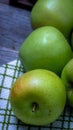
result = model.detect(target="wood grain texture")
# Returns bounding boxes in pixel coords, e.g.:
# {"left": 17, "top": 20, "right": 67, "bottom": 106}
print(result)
{"left": 0, "top": 3, "right": 32, "bottom": 65}
{"left": 0, "top": 0, "right": 9, "bottom": 4}
{"left": 9, "top": 0, "right": 37, "bottom": 10}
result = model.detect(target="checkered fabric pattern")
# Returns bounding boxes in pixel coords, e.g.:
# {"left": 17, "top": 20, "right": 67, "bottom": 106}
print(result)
{"left": 0, "top": 59, "right": 73, "bottom": 130}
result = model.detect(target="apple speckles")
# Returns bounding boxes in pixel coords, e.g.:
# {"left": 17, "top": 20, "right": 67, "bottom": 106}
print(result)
{"left": 48, "top": 109, "right": 52, "bottom": 116}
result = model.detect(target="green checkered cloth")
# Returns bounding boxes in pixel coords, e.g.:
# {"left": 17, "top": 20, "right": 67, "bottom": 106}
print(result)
{"left": 0, "top": 59, "right": 73, "bottom": 130}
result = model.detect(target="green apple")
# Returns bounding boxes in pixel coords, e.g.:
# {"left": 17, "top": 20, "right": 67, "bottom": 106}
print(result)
{"left": 19, "top": 26, "right": 73, "bottom": 76}
{"left": 61, "top": 58, "right": 73, "bottom": 107}
{"left": 31, "top": 0, "right": 73, "bottom": 42}
{"left": 10, "top": 69, "right": 66, "bottom": 125}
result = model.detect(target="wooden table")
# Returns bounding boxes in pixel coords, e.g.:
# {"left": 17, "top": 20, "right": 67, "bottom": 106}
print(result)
{"left": 0, "top": 0, "right": 32, "bottom": 65}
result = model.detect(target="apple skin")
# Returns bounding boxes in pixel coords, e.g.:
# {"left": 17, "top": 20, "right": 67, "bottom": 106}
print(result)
{"left": 61, "top": 58, "right": 73, "bottom": 107}
{"left": 31, "top": 0, "right": 73, "bottom": 41}
{"left": 10, "top": 69, "right": 66, "bottom": 126}
{"left": 19, "top": 26, "right": 73, "bottom": 76}
{"left": 71, "top": 31, "right": 73, "bottom": 50}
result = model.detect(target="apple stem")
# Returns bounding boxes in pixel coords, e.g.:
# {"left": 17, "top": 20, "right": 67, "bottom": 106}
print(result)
{"left": 32, "top": 103, "right": 37, "bottom": 112}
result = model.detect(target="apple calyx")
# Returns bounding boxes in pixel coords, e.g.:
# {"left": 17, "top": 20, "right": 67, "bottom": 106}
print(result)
{"left": 32, "top": 102, "right": 38, "bottom": 112}
{"left": 66, "top": 80, "right": 73, "bottom": 90}
{"left": 69, "top": 81, "right": 73, "bottom": 89}
{"left": 69, "top": 28, "right": 73, "bottom": 46}
{"left": 71, "top": 30, "right": 73, "bottom": 50}
{"left": 67, "top": 89, "right": 73, "bottom": 107}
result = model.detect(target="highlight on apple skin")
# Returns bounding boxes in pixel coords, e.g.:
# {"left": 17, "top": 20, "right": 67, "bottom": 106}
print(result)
{"left": 19, "top": 26, "right": 73, "bottom": 76}
{"left": 10, "top": 69, "right": 66, "bottom": 126}
{"left": 61, "top": 58, "right": 73, "bottom": 107}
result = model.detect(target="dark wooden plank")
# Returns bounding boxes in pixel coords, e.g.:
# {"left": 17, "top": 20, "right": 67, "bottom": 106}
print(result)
{"left": 0, "top": 47, "right": 18, "bottom": 65}
{"left": 9, "top": 0, "right": 37, "bottom": 10}
{"left": 0, "top": 3, "right": 33, "bottom": 65}
{"left": 0, "top": 0, "right": 9, "bottom": 4}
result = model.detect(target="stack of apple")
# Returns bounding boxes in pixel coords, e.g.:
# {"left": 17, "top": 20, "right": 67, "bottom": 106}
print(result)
{"left": 10, "top": 0, "right": 73, "bottom": 126}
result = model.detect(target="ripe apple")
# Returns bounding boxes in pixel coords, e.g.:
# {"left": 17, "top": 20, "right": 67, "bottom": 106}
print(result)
{"left": 19, "top": 26, "right": 73, "bottom": 76}
{"left": 31, "top": 0, "right": 73, "bottom": 42}
{"left": 61, "top": 58, "right": 73, "bottom": 107}
{"left": 10, "top": 69, "right": 66, "bottom": 126}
